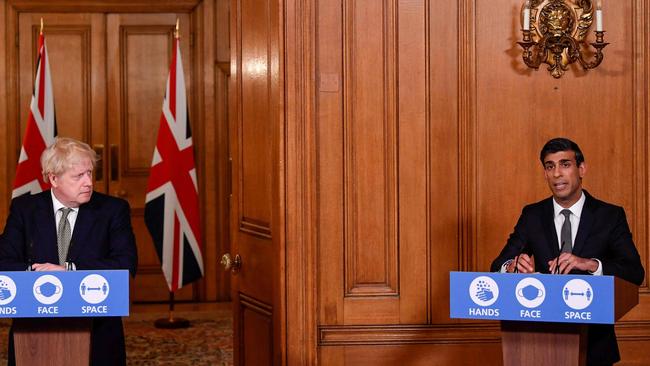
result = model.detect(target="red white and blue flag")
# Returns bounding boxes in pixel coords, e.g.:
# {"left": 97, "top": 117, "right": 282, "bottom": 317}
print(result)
{"left": 145, "top": 36, "right": 204, "bottom": 291}
{"left": 12, "top": 32, "right": 57, "bottom": 198}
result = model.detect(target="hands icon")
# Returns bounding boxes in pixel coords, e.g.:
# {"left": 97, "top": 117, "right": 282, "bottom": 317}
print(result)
{"left": 0, "top": 288, "right": 11, "bottom": 300}
{"left": 476, "top": 287, "right": 494, "bottom": 301}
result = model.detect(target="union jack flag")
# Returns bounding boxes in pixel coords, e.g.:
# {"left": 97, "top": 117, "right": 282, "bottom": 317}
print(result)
{"left": 12, "top": 32, "right": 57, "bottom": 198}
{"left": 144, "top": 36, "right": 204, "bottom": 291}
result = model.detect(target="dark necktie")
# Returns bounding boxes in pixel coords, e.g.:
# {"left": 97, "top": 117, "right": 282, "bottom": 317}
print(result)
{"left": 560, "top": 209, "right": 572, "bottom": 253}
{"left": 57, "top": 208, "right": 72, "bottom": 265}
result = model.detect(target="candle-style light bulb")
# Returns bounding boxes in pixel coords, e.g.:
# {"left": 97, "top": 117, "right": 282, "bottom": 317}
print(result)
{"left": 596, "top": 0, "right": 603, "bottom": 32}
{"left": 523, "top": 0, "right": 531, "bottom": 31}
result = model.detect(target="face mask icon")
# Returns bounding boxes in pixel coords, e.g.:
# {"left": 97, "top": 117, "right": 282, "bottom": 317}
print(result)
{"left": 35, "top": 282, "right": 62, "bottom": 297}
{"left": 33, "top": 274, "right": 64, "bottom": 305}
{"left": 517, "top": 284, "right": 544, "bottom": 301}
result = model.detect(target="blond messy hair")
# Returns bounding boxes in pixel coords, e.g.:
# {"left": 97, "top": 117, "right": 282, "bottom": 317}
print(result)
{"left": 41, "top": 137, "right": 99, "bottom": 182}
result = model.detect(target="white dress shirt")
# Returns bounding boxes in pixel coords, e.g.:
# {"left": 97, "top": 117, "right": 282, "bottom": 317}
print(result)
{"left": 552, "top": 192, "right": 602, "bottom": 275}
{"left": 51, "top": 191, "right": 79, "bottom": 233}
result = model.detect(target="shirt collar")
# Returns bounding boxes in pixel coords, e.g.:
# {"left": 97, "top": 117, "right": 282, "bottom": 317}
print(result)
{"left": 50, "top": 190, "right": 79, "bottom": 214}
{"left": 552, "top": 191, "right": 585, "bottom": 219}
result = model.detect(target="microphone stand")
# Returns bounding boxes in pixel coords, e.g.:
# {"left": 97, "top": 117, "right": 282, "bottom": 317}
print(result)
{"left": 553, "top": 242, "right": 564, "bottom": 274}
{"left": 512, "top": 243, "right": 525, "bottom": 273}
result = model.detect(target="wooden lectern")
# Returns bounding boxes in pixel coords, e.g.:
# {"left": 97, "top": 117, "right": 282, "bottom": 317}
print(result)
{"left": 13, "top": 318, "right": 91, "bottom": 366}
{"left": 500, "top": 277, "right": 639, "bottom": 366}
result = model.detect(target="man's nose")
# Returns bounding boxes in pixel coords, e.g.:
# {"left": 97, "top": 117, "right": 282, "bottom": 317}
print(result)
{"left": 83, "top": 173, "right": 93, "bottom": 185}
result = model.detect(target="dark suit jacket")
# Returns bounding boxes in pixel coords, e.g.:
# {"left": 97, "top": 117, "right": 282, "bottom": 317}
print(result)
{"left": 0, "top": 190, "right": 138, "bottom": 366}
{"left": 491, "top": 191, "right": 644, "bottom": 365}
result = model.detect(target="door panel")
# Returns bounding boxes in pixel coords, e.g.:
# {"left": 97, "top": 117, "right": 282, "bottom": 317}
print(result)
{"left": 317, "top": 0, "right": 433, "bottom": 327}
{"left": 230, "top": 0, "right": 281, "bottom": 364}
{"left": 18, "top": 13, "right": 106, "bottom": 166}
{"left": 106, "top": 13, "right": 194, "bottom": 302}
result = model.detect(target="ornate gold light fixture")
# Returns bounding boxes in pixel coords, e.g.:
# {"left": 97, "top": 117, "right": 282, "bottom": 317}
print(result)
{"left": 518, "top": 0, "right": 607, "bottom": 78}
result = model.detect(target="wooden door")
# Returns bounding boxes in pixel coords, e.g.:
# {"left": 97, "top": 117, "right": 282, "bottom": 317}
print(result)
{"left": 229, "top": 0, "right": 282, "bottom": 364}
{"left": 106, "top": 13, "right": 194, "bottom": 302}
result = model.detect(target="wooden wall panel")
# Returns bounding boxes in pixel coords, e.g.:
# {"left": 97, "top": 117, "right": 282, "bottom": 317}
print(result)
{"left": 397, "top": 0, "right": 428, "bottom": 323}
{"left": 429, "top": 0, "right": 460, "bottom": 323}
{"left": 343, "top": 0, "right": 398, "bottom": 297}
{"left": 318, "top": 0, "right": 432, "bottom": 327}
{"left": 305, "top": 0, "right": 650, "bottom": 364}
{"left": 121, "top": 29, "right": 170, "bottom": 172}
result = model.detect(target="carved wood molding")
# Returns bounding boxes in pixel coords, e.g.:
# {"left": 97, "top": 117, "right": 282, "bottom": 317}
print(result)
{"left": 319, "top": 320, "right": 650, "bottom": 346}
{"left": 319, "top": 323, "right": 501, "bottom": 346}
{"left": 617, "top": 320, "right": 650, "bottom": 341}
{"left": 240, "top": 293, "right": 273, "bottom": 316}
{"left": 632, "top": 0, "right": 649, "bottom": 289}
{"left": 7, "top": 0, "right": 200, "bottom": 13}
{"left": 240, "top": 217, "right": 272, "bottom": 238}
{"left": 458, "top": 0, "right": 477, "bottom": 272}
{"left": 284, "top": 0, "right": 318, "bottom": 364}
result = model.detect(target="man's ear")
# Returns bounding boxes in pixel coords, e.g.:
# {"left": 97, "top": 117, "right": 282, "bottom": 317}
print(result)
{"left": 48, "top": 173, "right": 58, "bottom": 187}
{"left": 578, "top": 162, "right": 587, "bottom": 178}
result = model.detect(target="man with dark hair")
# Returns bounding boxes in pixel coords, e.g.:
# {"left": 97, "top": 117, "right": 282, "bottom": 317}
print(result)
{"left": 491, "top": 137, "right": 644, "bottom": 365}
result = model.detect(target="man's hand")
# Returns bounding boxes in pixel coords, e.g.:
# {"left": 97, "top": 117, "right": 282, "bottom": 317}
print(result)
{"left": 548, "top": 253, "right": 598, "bottom": 274}
{"left": 507, "top": 253, "right": 535, "bottom": 273}
{"left": 31, "top": 263, "right": 66, "bottom": 271}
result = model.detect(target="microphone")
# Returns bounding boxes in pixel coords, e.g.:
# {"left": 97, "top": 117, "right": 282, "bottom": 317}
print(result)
{"left": 512, "top": 242, "right": 526, "bottom": 273}
{"left": 553, "top": 243, "right": 563, "bottom": 274}
{"left": 26, "top": 240, "right": 33, "bottom": 271}
{"left": 65, "top": 240, "right": 75, "bottom": 270}
{"left": 67, "top": 239, "right": 75, "bottom": 254}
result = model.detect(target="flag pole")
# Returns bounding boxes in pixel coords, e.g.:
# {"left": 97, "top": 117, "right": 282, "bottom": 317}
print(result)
{"left": 154, "top": 291, "right": 190, "bottom": 329}
{"left": 40, "top": 18, "right": 43, "bottom": 34}
{"left": 153, "top": 19, "right": 190, "bottom": 330}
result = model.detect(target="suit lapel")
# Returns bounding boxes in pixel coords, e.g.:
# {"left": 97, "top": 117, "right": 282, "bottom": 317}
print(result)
{"left": 573, "top": 192, "right": 595, "bottom": 256}
{"left": 33, "top": 191, "right": 59, "bottom": 262}
{"left": 542, "top": 198, "right": 560, "bottom": 257}
{"left": 68, "top": 199, "right": 97, "bottom": 261}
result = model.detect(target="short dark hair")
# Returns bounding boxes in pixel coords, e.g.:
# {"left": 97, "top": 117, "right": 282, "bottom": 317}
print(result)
{"left": 539, "top": 138, "right": 585, "bottom": 165}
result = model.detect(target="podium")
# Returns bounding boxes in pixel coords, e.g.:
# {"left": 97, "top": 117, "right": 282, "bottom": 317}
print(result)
{"left": 0, "top": 270, "right": 129, "bottom": 365}
{"left": 450, "top": 272, "right": 639, "bottom": 366}
{"left": 13, "top": 317, "right": 92, "bottom": 365}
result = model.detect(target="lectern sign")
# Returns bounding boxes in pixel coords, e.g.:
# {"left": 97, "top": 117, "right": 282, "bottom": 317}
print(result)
{"left": 450, "top": 272, "right": 615, "bottom": 324}
{"left": 0, "top": 270, "right": 129, "bottom": 318}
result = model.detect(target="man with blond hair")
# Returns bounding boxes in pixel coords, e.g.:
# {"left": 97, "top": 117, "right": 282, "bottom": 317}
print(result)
{"left": 0, "top": 137, "right": 137, "bottom": 365}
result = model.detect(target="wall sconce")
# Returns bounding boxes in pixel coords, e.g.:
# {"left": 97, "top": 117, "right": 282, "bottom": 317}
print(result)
{"left": 518, "top": 0, "right": 608, "bottom": 78}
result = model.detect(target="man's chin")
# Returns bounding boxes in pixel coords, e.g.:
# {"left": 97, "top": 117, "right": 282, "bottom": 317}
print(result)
{"left": 79, "top": 192, "right": 92, "bottom": 202}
